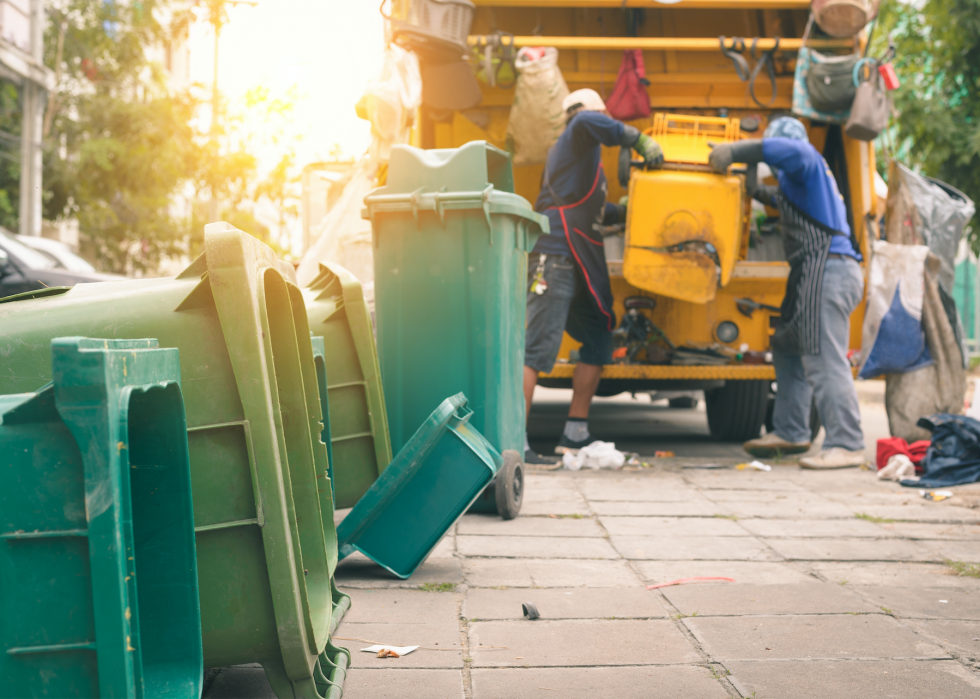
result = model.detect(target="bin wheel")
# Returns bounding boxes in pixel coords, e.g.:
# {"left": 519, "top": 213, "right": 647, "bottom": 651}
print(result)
{"left": 705, "top": 380, "right": 769, "bottom": 441}
{"left": 495, "top": 450, "right": 524, "bottom": 520}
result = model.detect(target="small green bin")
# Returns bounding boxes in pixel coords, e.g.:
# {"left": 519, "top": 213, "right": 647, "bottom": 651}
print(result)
{"left": 337, "top": 393, "right": 501, "bottom": 579}
{"left": 363, "top": 141, "right": 546, "bottom": 519}
{"left": 304, "top": 262, "right": 392, "bottom": 509}
{"left": 0, "top": 338, "right": 201, "bottom": 699}
{"left": 0, "top": 225, "right": 348, "bottom": 699}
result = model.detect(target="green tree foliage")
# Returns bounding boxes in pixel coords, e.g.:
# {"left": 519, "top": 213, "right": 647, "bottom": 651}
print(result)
{"left": 873, "top": 0, "right": 980, "bottom": 247}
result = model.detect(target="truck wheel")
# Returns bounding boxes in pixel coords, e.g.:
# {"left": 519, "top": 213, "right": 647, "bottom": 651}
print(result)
{"left": 705, "top": 380, "right": 769, "bottom": 441}
{"left": 494, "top": 450, "right": 524, "bottom": 520}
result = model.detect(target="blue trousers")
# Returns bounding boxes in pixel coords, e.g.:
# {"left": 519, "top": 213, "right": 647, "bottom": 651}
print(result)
{"left": 772, "top": 258, "right": 866, "bottom": 451}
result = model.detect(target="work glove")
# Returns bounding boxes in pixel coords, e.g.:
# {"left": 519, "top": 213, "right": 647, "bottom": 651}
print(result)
{"left": 618, "top": 126, "right": 664, "bottom": 187}
{"left": 707, "top": 139, "right": 764, "bottom": 174}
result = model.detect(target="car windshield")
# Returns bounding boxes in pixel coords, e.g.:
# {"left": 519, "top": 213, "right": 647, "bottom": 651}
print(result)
{"left": 44, "top": 244, "right": 97, "bottom": 273}
{"left": 0, "top": 231, "right": 56, "bottom": 270}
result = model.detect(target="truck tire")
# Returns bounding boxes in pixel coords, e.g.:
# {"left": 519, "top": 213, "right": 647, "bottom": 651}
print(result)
{"left": 705, "top": 380, "right": 769, "bottom": 441}
{"left": 494, "top": 450, "right": 524, "bottom": 520}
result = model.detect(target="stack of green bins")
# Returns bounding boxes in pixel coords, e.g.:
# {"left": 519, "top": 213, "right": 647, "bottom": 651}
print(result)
{"left": 1, "top": 337, "right": 201, "bottom": 699}
{"left": 363, "top": 141, "right": 547, "bottom": 519}
{"left": 0, "top": 224, "right": 348, "bottom": 699}
{"left": 303, "top": 261, "right": 392, "bottom": 509}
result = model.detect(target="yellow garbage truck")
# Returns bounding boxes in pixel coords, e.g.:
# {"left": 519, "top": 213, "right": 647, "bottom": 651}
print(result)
{"left": 411, "top": 0, "right": 876, "bottom": 440}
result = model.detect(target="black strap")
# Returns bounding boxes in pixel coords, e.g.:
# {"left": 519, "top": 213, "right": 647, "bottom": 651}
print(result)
{"left": 542, "top": 162, "right": 568, "bottom": 208}
{"left": 719, "top": 36, "right": 750, "bottom": 81}
{"left": 748, "top": 36, "right": 780, "bottom": 107}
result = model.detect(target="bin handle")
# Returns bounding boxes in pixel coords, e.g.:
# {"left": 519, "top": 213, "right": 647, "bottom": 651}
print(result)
{"left": 449, "top": 404, "right": 475, "bottom": 429}
{"left": 481, "top": 184, "right": 494, "bottom": 246}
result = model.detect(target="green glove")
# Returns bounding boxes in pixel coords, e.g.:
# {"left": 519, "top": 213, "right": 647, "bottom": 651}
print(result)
{"left": 634, "top": 134, "right": 664, "bottom": 169}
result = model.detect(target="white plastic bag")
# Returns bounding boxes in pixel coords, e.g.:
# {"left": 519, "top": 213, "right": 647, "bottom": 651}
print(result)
{"left": 355, "top": 45, "right": 421, "bottom": 162}
{"left": 506, "top": 47, "right": 569, "bottom": 166}
{"left": 562, "top": 441, "right": 625, "bottom": 470}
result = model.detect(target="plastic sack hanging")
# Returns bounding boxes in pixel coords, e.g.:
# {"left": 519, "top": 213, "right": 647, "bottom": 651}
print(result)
{"left": 505, "top": 47, "right": 569, "bottom": 166}
{"left": 858, "top": 239, "right": 933, "bottom": 379}
{"left": 606, "top": 49, "right": 651, "bottom": 122}
{"left": 355, "top": 44, "right": 422, "bottom": 162}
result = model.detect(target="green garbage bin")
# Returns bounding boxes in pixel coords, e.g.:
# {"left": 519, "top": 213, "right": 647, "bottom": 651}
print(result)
{"left": 0, "top": 224, "right": 348, "bottom": 699}
{"left": 337, "top": 393, "right": 502, "bottom": 578}
{"left": 304, "top": 262, "right": 392, "bottom": 509}
{"left": 1, "top": 337, "right": 201, "bottom": 699}
{"left": 363, "top": 141, "right": 547, "bottom": 519}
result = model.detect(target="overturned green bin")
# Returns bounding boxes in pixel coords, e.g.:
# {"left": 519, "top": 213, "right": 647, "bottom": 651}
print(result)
{"left": 0, "top": 224, "right": 348, "bottom": 699}
{"left": 1, "top": 338, "right": 201, "bottom": 699}
{"left": 337, "top": 393, "right": 501, "bottom": 578}
{"left": 304, "top": 262, "right": 392, "bottom": 509}
{"left": 364, "top": 141, "right": 547, "bottom": 519}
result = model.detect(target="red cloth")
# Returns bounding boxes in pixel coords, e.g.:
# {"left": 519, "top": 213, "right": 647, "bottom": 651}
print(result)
{"left": 876, "top": 437, "right": 931, "bottom": 471}
{"left": 606, "top": 50, "right": 651, "bottom": 121}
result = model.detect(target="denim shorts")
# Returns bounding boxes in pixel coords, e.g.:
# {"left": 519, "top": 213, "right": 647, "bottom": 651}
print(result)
{"left": 525, "top": 253, "right": 614, "bottom": 373}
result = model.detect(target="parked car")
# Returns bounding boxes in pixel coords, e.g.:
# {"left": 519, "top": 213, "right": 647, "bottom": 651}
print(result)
{"left": 16, "top": 234, "right": 104, "bottom": 274}
{"left": 0, "top": 230, "right": 123, "bottom": 299}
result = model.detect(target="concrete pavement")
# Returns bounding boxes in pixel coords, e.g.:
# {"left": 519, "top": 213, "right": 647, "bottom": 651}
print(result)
{"left": 205, "top": 384, "right": 980, "bottom": 698}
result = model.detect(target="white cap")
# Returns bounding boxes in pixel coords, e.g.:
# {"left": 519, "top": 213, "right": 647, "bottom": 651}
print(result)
{"left": 562, "top": 88, "right": 606, "bottom": 115}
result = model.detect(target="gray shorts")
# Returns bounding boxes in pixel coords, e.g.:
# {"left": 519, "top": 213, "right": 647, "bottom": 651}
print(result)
{"left": 525, "top": 253, "right": 614, "bottom": 374}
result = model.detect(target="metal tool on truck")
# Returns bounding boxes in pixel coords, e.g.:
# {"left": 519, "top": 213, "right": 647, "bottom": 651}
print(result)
{"left": 403, "top": 0, "right": 878, "bottom": 442}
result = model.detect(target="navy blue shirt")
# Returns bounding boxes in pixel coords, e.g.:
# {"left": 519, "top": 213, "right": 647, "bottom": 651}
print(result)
{"left": 533, "top": 111, "right": 625, "bottom": 256}
{"left": 760, "top": 138, "right": 861, "bottom": 259}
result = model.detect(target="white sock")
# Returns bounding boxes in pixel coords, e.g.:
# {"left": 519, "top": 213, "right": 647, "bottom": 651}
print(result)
{"left": 563, "top": 419, "right": 590, "bottom": 443}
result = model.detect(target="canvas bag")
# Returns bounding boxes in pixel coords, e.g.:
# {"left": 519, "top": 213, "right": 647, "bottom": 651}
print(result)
{"left": 606, "top": 49, "right": 651, "bottom": 121}
{"left": 845, "top": 58, "right": 889, "bottom": 141}
{"left": 505, "top": 47, "right": 569, "bottom": 166}
{"left": 806, "top": 50, "right": 860, "bottom": 112}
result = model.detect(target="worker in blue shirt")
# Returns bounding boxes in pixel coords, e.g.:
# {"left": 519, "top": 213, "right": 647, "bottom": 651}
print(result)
{"left": 709, "top": 116, "right": 866, "bottom": 469}
{"left": 523, "top": 89, "right": 664, "bottom": 463}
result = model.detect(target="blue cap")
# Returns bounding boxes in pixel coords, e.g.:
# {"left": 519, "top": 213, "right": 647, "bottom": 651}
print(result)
{"left": 764, "top": 117, "right": 807, "bottom": 142}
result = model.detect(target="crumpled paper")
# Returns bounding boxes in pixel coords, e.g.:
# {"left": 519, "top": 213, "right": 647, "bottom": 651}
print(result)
{"left": 878, "top": 454, "right": 918, "bottom": 481}
{"left": 562, "top": 441, "right": 625, "bottom": 470}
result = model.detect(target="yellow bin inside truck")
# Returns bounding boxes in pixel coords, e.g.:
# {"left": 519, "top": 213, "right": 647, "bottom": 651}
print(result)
{"left": 418, "top": 0, "right": 876, "bottom": 441}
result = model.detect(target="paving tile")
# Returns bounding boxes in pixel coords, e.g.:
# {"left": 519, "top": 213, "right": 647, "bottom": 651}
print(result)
{"left": 908, "top": 619, "right": 980, "bottom": 659}
{"left": 635, "top": 560, "right": 815, "bottom": 585}
{"left": 700, "top": 489, "right": 834, "bottom": 503}
{"left": 662, "top": 582, "right": 876, "bottom": 616}
{"left": 725, "top": 659, "right": 980, "bottom": 699}
{"left": 519, "top": 498, "right": 592, "bottom": 516}
{"left": 581, "top": 480, "right": 702, "bottom": 502}
{"left": 683, "top": 475, "right": 808, "bottom": 491}
{"left": 738, "top": 517, "right": 895, "bottom": 538}
{"left": 599, "top": 516, "right": 747, "bottom": 537}
{"left": 456, "top": 535, "right": 619, "bottom": 559}
{"left": 811, "top": 562, "right": 980, "bottom": 588}
{"left": 853, "top": 586, "right": 980, "bottom": 620}
{"left": 470, "top": 665, "right": 730, "bottom": 699}
{"left": 685, "top": 614, "right": 948, "bottom": 661}
{"left": 341, "top": 589, "right": 459, "bottom": 624}
{"left": 468, "top": 619, "right": 700, "bottom": 667}
{"left": 719, "top": 500, "right": 856, "bottom": 519}
{"left": 847, "top": 504, "right": 980, "bottom": 523}
{"left": 335, "top": 553, "right": 462, "bottom": 589}
{"left": 763, "top": 537, "right": 938, "bottom": 562}
{"left": 336, "top": 622, "right": 463, "bottom": 668}
{"left": 878, "top": 521, "right": 980, "bottom": 540}
{"left": 456, "top": 514, "right": 605, "bottom": 538}
{"left": 343, "top": 669, "right": 463, "bottom": 699}
{"left": 591, "top": 500, "right": 726, "bottom": 516}
{"left": 430, "top": 535, "right": 456, "bottom": 557}
{"left": 463, "top": 587, "right": 667, "bottom": 620}
{"left": 610, "top": 535, "right": 776, "bottom": 561}
{"left": 923, "top": 539, "right": 980, "bottom": 563}
{"left": 462, "top": 558, "right": 641, "bottom": 588}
